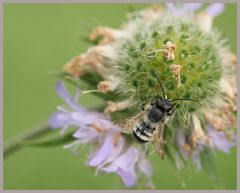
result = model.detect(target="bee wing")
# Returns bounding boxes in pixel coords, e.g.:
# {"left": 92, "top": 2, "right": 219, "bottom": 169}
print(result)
{"left": 152, "top": 123, "right": 165, "bottom": 159}
{"left": 118, "top": 111, "right": 146, "bottom": 134}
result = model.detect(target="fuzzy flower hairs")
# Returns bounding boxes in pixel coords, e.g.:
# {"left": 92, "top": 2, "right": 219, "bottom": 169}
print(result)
{"left": 49, "top": 4, "right": 236, "bottom": 188}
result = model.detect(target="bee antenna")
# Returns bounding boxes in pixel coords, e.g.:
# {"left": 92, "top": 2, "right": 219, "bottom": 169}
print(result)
{"left": 170, "top": 98, "right": 199, "bottom": 104}
{"left": 152, "top": 70, "right": 166, "bottom": 99}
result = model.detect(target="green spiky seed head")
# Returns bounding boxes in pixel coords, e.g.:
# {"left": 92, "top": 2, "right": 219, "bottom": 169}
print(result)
{"left": 113, "top": 12, "right": 225, "bottom": 129}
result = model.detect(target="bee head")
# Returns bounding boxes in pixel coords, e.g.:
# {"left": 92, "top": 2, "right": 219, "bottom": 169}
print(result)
{"left": 155, "top": 98, "right": 173, "bottom": 112}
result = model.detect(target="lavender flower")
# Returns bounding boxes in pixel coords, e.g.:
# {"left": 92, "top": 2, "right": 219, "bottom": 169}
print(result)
{"left": 207, "top": 125, "right": 235, "bottom": 153}
{"left": 205, "top": 3, "right": 225, "bottom": 17}
{"left": 49, "top": 81, "right": 104, "bottom": 135}
{"left": 166, "top": 3, "right": 202, "bottom": 15}
{"left": 50, "top": 3, "right": 236, "bottom": 188}
{"left": 49, "top": 81, "right": 152, "bottom": 187}
{"left": 175, "top": 123, "right": 236, "bottom": 170}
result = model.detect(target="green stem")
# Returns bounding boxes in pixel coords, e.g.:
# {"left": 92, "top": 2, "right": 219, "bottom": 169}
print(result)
{"left": 4, "top": 122, "right": 51, "bottom": 158}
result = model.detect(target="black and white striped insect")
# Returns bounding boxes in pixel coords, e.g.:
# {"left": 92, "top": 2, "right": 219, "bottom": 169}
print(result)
{"left": 122, "top": 71, "right": 198, "bottom": 159}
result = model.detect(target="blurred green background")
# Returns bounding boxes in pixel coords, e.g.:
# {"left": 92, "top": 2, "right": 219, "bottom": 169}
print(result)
{"left": 3, "top": 3, "right": 237, "bottom": 189}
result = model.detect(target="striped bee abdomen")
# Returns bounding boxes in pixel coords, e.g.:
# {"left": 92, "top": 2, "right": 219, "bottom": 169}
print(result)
{"left": 132, "top": 121, "right": 155, "bottom": 143}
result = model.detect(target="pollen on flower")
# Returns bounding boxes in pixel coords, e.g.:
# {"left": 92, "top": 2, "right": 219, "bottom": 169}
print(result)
{"left": 104, "top": 101, "right": 119, "bottom": 115}
{"left": 64, "top": 56, "right": 85, "bottom": 77}
{"left": 204, "top": 106, "right": 236, "bottom": 131}
{"left": 64, "top": 45, "right": 115, "bottom": 79}
{"left": 97, "top": 81, "right": 111, "bottom": 93}
{"left": 64, "top": 53, "right": 99, "bottom": 77}
{"left": 226, "top": 130, "right": 235, "bottom": 141}
{"left": 163, "top": 41, "right": 177, "bottom": 60}
{"left": 114, "top": 132, "right": 122, "bottom": 146}
{"left": 229, "top": 53, "right": 237, "bottom": 65}
{"left": 104, "top": 100, "right": 130, "bottom": 116}
{"left": 97, "top": 77, "right": 120, "bottom": 93}
{"left": 170, "top": 64, "right": 182, "bottom": 88}
{"left": 90, "top": 26, "right": 124, "bottom": 45}
{"left": 190, "top": 114, "right": 210, "bottom": 147}
{"left": 91, "top": 123, "right": 108, "bottom": 133}
{"left": 181, "top": 143, "right": 192, "bottom": 156}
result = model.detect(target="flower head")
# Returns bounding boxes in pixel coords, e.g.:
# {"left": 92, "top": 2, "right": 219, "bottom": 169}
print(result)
{"left": 50, "top": 3, "right": 236, "bottom": 188}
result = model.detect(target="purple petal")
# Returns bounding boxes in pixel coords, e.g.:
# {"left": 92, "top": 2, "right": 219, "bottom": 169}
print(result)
{"left": 166, "top": 3, "right": 176, "bottom": 12}
{"left": 117, "top": 167, "right": 135, "bottom": 187}
{"left": 176, "top": 130, "right": 202, "bottom": 170}
{"left": 182, "top": 3, "right": 202, "bottom": 12}
{"left": 208, "top": 126, "right": 235, "bottom": 153}
{"left": 88, "top": 132, "right": 114, "bottom": 166}
{"left": 55, "top": 81, "right": 82, "bottom": 111}
{"left": 102, "top": 146, "right": 139, "bottom": 172}
{"left": 95, "top": 118, "right": 115, "bottom": 129}
{"left": 73, "top": 127, "right": 98, "bottom": 143}
{"left": 70, "top": 111, "right": 98, "bottom": 125}
{"left": 69, "top": 112, "right": 114, "bottom": 132}
{"left": 204, "top": 3, "right": 224, "bottom": 17}
{"left": 192, "top": 151, "right": 202, "bottom": 170}
{"left": 175, "top": 129, "right": 186, "bottom": 145}
{"left": 138, "top": 151, "right": 152, "bottom": 177}
{"left": 97, "top": 136, "right": 124, "bottom": 168}
{"left": 49, "top": 112, "right": 71, "bottom": 128}
{"left": 101, "top": 146, "right": 139, "bottom": 187}
{"left": 167, "top": 3, "right": 202, "bottom": 15}
{"left": 166, "top": 3, "right": 182, "bottom": 15}
{"left": 175, "top": 129, "right": 188, "bottom": 157}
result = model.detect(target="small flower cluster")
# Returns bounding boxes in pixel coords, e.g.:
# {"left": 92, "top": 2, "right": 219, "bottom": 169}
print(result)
{"left": 50, "top": 3, "right": 236, "bottom": 188}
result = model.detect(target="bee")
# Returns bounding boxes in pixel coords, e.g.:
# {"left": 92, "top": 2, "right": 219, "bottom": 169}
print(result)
{"left": 122, "top": 71, "right": 198, "bottom": 159}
